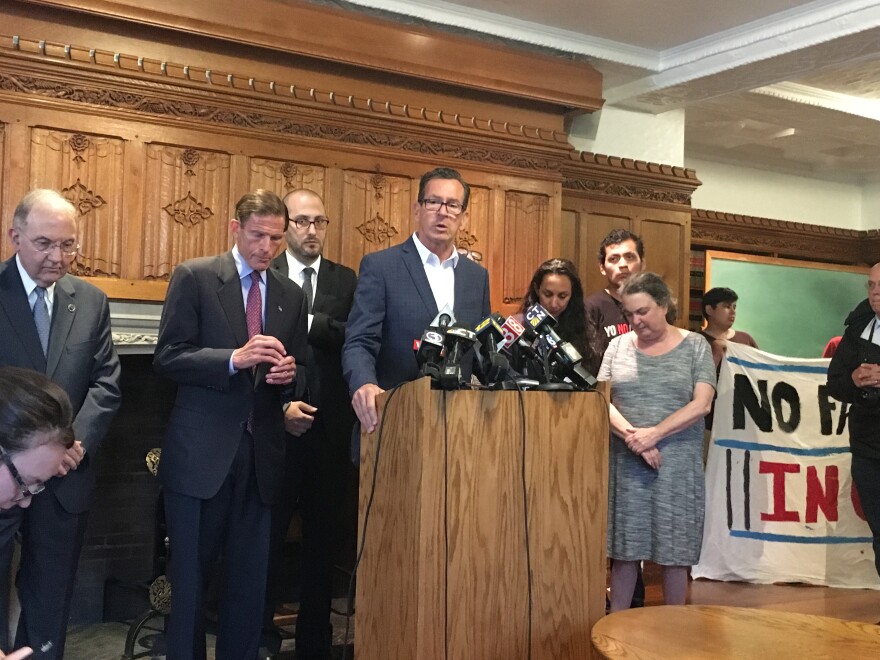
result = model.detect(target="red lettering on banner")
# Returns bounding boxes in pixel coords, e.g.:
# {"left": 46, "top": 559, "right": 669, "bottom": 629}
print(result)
{"left": 805, "top": 466, "right": 839, "bottom": 523}
{"left": 760, "top": 461, "right": 801, "bottom": 522}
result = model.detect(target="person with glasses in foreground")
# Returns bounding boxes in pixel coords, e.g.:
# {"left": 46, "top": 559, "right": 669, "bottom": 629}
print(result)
{"left": 0, "top": 366, "right": 75, "bottom": 660}
{"left": 343, "top": 167, "right": 491, "bottom": 436}
{"left": 0, "top": 189, "right": 121, "bottom": 659}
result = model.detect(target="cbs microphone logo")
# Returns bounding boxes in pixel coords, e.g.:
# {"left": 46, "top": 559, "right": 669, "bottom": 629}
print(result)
{"left": 424, "top": 331, "right": 444, "bottom": 345}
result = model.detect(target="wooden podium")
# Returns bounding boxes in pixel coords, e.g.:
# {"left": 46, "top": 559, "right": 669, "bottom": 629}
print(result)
{"left": 355, "top": 377, "right": 609, "bottom": 660}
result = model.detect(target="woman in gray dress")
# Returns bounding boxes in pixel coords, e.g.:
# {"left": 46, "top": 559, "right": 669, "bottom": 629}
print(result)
{"left": 598, "top": 272, "right": 716, "bottom": 612}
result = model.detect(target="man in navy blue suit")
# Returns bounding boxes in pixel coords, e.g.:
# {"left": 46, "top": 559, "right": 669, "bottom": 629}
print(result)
{"left": 343, "top": 167, "right": 491, "bottom": 433}
{"left": 154, "top": 190, "right": 308, "bottom": 660}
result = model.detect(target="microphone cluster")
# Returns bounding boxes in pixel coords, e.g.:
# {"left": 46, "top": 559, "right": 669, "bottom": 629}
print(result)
{"left": 413, "top": 304, "right": 597, "bottom": 391}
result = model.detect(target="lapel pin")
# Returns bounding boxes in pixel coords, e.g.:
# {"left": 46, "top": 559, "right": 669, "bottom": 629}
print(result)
{"left": 68, "top": 304, "right": 76, "bottom": 312}
{"left": 278, "top": 305, "right": 283, "bottom": 312}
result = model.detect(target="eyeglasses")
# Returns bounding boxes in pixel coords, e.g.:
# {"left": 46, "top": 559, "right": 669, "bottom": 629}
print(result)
{"left": 0, "top": 447, "right": 45, "bottom": 503}
{"left": 419, "top": 198, "right": 465, "bottom": 215}
{"left": 291, "top": 218, "right": 330, "bottom": 230}
{"left": 867, "top": 281, "right": 879, "bottom": 291}
{"left": 24, "top": 235, "right": 79, "bottom": 257}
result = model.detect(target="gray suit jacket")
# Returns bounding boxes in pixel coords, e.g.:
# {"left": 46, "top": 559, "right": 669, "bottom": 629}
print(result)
{"left": 342, "top": 237, "right": 491, "bottom": 394}
{"left": 153, "top": 252, "right": 309, "bottom": 504}
{"left": 0, "top": 256, "right": 121, "bottom": 514}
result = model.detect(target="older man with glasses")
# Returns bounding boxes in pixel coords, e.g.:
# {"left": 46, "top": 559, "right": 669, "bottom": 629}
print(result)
{"left": 0, "top": 189, "right": 121, "bottom": 659}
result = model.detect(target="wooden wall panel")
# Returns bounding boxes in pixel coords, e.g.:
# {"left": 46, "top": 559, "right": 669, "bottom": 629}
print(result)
{"left": 340, "top": 170, "right": 413, "bottom": 270}
{"left": 141, "top": 144, "right": 231, "bottom": 281}
{"left": 501, "top": 191, "right": 550, "bottom": 308}
{"left": 29, "top": 128, "right": 125, "bottom": 278}
{"left": 248, "top": 158, "right": 326, "bottom": 201}
{"left": 457, "top": 186, "right": 489, "bottom": 267}
{"left": 639, "top": 214, "right": 690, "bottom": 319}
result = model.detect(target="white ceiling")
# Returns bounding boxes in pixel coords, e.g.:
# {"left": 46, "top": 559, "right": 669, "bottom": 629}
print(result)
{"left": 341, "top": 0, "right": 880, "bottom": 183}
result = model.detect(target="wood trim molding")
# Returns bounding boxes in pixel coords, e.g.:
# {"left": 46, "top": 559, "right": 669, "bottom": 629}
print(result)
{"left": 0, "top": 37, "right": 569, "bottom": 177}
{"left": 562, "top": 150, "right": 702, "bottom": 209}
{"left": 691, "top": 208, "right": 878, "bottom": 265}
{"left": 21, "top": 0, "right": 604, "bottom": 113}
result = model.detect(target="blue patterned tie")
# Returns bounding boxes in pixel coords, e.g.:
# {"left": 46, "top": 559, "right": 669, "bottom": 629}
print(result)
{"left": 33, "top": 287, "right": 50, "bottom": 356}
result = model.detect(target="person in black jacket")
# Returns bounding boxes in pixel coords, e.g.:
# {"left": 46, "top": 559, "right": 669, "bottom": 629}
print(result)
{"left": 827, "top": 262, "right": 880, "bottom": 576}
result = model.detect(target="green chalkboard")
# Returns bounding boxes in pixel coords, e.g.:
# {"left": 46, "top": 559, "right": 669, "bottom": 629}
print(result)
{"left": 705, "top": 251, "right": 868, "bottom": 358}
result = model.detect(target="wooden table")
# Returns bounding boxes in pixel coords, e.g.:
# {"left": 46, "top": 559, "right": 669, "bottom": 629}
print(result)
{"left": 592, "top": 605, "right": 880, "bottom": 659}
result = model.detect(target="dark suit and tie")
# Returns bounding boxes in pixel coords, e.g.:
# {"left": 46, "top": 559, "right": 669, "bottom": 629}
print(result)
{"left": 269, "top": 249, "right": 357, "bottom": 658}
{"left": 154, "top": 191, "right": 308, "bottom": 660}
{"left": 343, "top": 168, "right": 491, "bottom": 435}
{"left": 0, "top": 190, "right": 121, "bottom": 658}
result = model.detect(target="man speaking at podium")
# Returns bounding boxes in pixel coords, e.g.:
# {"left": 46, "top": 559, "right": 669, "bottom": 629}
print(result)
{"left": 342, "top": 167, "right": 490, "bottom": 434}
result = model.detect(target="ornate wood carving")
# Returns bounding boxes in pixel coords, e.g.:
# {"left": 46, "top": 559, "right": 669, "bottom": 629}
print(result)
{"left": 22, "top": 0, "right": 603, "bottom": 113}
{"left": 457, "top": 187, "right": 489, "bottom": 267}
{"left": 502, "top": 192, "right": 549, "bottom": 304}
{"left": 30, "top": 127, "right": 122, "bottom": 277}
{"left": 249, "top": 159, "right": 325, "bottom": 199}
{"left": 342, "top": 170, "right": 411, "bottom": 268}
{"left": 690, "top": 208, "right": 872, "bottom": 265}
{"left": 142, "top": 144, "right": 230, "bottom": 281}
{"left": 563, "top": 151, "right": 701, "bottom": 210}
{"left": 0, "top": 68, "right": 563, "bottom": 175}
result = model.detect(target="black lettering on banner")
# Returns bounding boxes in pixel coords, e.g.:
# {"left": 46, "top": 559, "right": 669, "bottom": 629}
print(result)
{"left": 733, "top": 374, "right": 772, "bottom": 432}
{"left": 771, "top": 381, "right": 800, "bottom": 433}
{"left": 817, "top": 384, "right": 849, "bottom": 436}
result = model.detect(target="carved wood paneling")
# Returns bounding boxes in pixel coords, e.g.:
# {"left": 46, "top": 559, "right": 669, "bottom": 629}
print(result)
{"left": 29, "top": 128, "right": 123, "bottom": 277}
{"left": 563, "top": 152, "right": 701, "bottom": 211}
{"left": 341, "top": 170, "right": 412, "bottom": 269}
{"left": 502, "top": 192, "right": 550, "bottom": 305}
{"left": 22, "top": 0, "right": 603, "bottom": 114}
{"left": 248, "top": 159, "right": 326, "bottom": 200}
{"left": 457, "top": 186, "right": 489, "bottom": 267}
{"left": 142, "top": 144, "right": 230, "bottom": 281}
{"left": 639, "top": 215, "right": 690, "bottom": 318}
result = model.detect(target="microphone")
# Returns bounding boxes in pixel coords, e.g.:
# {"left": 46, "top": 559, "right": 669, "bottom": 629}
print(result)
{"left": 526, "top": 303, "right": 597, "bottom": 390}
{"left": 429, "top": 305, "right": 455, "bottom": 333}
{"left": 415, "top": 328, "right": 445, "bottom": 381}
{"left": 439, "top": 324, "right": 478, "bottom": 389}
{"left": 473, "top": 315, "right": 511, "bottom": 385}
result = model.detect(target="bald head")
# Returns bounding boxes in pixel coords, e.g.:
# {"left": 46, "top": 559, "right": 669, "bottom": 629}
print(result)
{"left": 283, "top": 189, "right": 328, "bottom": 266}
{"left": 8, "top": 189, "right": 78, "bottom": 288}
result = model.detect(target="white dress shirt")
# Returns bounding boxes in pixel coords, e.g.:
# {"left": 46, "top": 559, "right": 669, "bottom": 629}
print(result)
{"left": 411, "top": 233, "right": 458, "bottom": 313}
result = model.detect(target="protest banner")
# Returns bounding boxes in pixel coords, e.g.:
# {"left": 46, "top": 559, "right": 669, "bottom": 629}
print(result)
{"left": 693, "top": 343, "right": 879, "bottom": 589}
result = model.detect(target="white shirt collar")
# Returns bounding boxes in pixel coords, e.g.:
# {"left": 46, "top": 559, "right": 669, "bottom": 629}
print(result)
{"left": 285, "top": 251, "right": 321, "bottom": 281}
{"left": 232, "top": 245, "right": 263, "bottom": 283}
{"left": 412, "top": 233, "right": 459, "bottom": 268}
{"left": 15, "top": 253, "right": 57, "bottom": 300}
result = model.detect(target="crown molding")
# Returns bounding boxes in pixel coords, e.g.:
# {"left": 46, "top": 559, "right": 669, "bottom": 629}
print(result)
{"left": 562, "top": 150, "right": 701, "bottom": 209}
{"left": 19, "top": 0, "right": 603, "bottom": 112}
{"left": 0, "top": 32, "right": 572, "bottom": 147}
{"left": 752, "top": 82, "right": 880, "bottom": 121}
{"left": 691, "top": 207, "right": 877, "bottom": 265}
